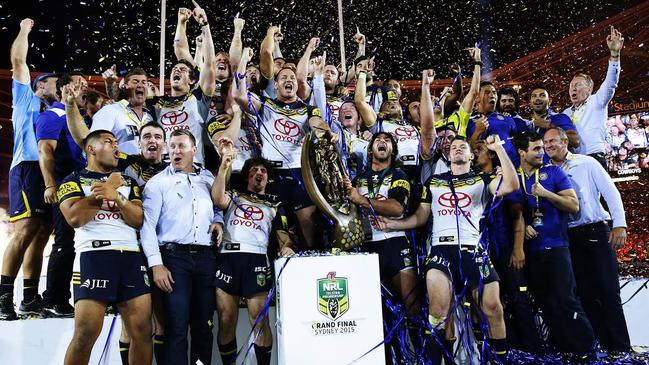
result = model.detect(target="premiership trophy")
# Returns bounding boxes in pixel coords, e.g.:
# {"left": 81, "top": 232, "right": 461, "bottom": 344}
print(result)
{"left": 301, "top": 132, "right": 369, "bottom": 250}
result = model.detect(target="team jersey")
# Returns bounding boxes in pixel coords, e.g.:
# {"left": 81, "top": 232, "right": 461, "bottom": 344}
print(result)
{"left": 342, "top": 129, "right": 369, "bottom": 181}
{"left": 147, "top": 86, "right": 211, "bottom": 165}
{"left": 467, "top": 112, "right": 519, "bottom": 166}
{"left": 57, "top": 169, "right": 142, "bottom": 253}
{"left": 434, "top": 106, "right": 471, "bottom": 138}
{"left": 421, "top": 171, "right": 493, "bottom": 248}
{"left": 206, "top": 112, "right": 259, "bottom": 173}
{"left": 11, "top": 79, "right": 45, "bottom": 169}
{"left": 519, "top": 165, "right": 573, "bottom": 251}
{"left": 221, "top": 189, "right": 288, "bottom": 254}
{"left": 364, "top": 84, "right": 388, "bottom": 113}
{"left": 531, "top": 109, "right": 577, "bottom": 136}
{"left": 371, "top": 118, "right": 420, "bottom": 166}
{"left": 254, "top": 94, "right": 322, "bottom": 169}
{"left": 354, "top": 167, "right": 410, "bottom": 242}
{"left": 117, "top": 153, "right": 168, "bottom": 188}
{"left": 91, "top": 100, "right": 154, "bottom": 156}
{"left": 324, "top": 93, "right": 347, "bottom": 123}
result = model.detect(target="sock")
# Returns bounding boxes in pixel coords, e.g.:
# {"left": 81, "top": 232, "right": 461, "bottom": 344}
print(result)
{"left": 153, "top": 334, "right": 165, "bottom": 365}
{"left": 218, "top": 339, "right": 237, "bottom": 365}
{"left": 118, "top": 341, "right": 130, "bottom": 365}
{"left": 406, "top": 318, "right": 422, "bottom": 351}
{"left": 23, "top": 278, "right": 39, "bottom": 303}
{"left": 487, "top": 337, "right": 508, "bottom": 363}
{"left": 442, "top": 337, "right": 456, "bottom": 364}
{"left": 425, "top": 328, "right": 445, "bottom": 365}
{"left": 254, "top": 344, "right": 272, "bottom": 365}
{"left": 0, "top": 275, "right": 16, "bottom": 297}
{"left": 473, "top": 327, "right": 485, "bottom": 347}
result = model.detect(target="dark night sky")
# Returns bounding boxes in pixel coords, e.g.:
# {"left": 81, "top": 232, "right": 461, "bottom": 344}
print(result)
{"left": 0, "top": 0, "right": 644, "bottom": 80}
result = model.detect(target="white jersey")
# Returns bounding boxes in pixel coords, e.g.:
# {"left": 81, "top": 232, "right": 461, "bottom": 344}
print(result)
{"left": 91, "top": 100, "right": 154, "bottom": 156}
{"left": 371, "top": 118, "right": 420, "bottom": 166}
{"left": 355, "top": 167, "right": 410, "bottom": 242}
{"left": 147, "top": 86, "right": 210, "bottom": 165}
{"left": 421, "top": 172, "right": 492, "bottom": 248}
{"left": 221, "top": 190, "right": 287, "bottom": 254}
{"left": 57, "top": 169, "right": 141, "bottom": 253}
{"left": 254, "top": 95, "right": 321, "bottom": 169}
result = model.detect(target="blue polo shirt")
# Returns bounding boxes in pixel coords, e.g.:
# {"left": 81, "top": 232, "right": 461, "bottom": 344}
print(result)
{"left": 512, "top": 113, "right": 532, "bottom": 134}
{"left": 35, "top": 102, "right": 86, "bottom": 181}
{"left": 519, "top": 165, "right": 573, "bottom": 251}
{"left": 10, "top": 80, "right": 45, "bottom": 169}
{"left": 467, "top": 112, "right": 519, "bottom": 166}
{"left": 532, "top": 109, "right": 576, "bottom": 135}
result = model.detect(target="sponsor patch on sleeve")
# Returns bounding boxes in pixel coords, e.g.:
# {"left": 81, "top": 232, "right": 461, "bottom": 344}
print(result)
{"left": 57, "top": 181, "right": 82, "bottom": 202}
{"left": 391, "top": 179, "right": 411, "bottom": 192}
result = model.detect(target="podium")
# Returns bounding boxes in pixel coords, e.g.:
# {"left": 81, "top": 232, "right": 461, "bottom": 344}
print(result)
{"left": 274, "top": 253, "right": 386, "bottom": 365}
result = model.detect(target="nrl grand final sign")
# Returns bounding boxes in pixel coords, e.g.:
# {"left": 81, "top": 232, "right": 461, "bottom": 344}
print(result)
{"left": 274, "top": 253, "right": 385, "bottom": 365}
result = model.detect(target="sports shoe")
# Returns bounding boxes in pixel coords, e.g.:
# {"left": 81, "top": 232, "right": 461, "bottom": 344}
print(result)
{"left": 44, "top": 301, "right": 74, "bottom": 318}
{"left": 18, "top": 294, "right": 44, "bottom": 317}
{"left": 0, "top": 293, "right": 18, "bottom": 321}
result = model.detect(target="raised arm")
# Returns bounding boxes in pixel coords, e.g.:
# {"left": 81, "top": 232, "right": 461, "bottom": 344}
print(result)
{"left": 273, "top": 25, "right": 284, "bottom": 60}
{"left": 420, "top": 69, "right": 437, "bottom": 160}
{"left": 211, "top": 104, "right": 242, "bottom": 147}
{"left": 354, "top": 65, "right": 377, "bottom": 128}
{"left": 173, "top": 7, "right": 195, "bottom": 66}
{"left": 228, "top": 14, "right": 245, "bottom": 73}
{"left": 11, "top": 18, "right": 34, "bottom": 84}
{"left": 443, "top": 64, "right": 463, "bottom": 112}
{"left": 460, "top": 47, "right": 482, "bottom": 113}
{"left": 193, "top": 35, "right": 204, "bottom": 67}
{"left": 486, "top": 135, "right": 519, "bottom": 196}
{"left": 594, "top": 26, "right": 623, "bottom": 107}
{"left": 260, "top": 26, "right": 280, "bottom": 80}
{"left": 193, "top": 2, "right": 216, "bottom": 95}
{"left": 63, "top": 83, "right": 90, "bottom": 147}
{"left": 296, "top": 37, "right": 320, "bottom": 100}
{"left": 101, "top": 65, "right": 120, "bottom": 101}
{"left": 212, "top": 149, "right": 235, "bottom": 210}
{"left": 340, "top": 28, "right": 366, "bottom": 84}
{"left": 233, "top": 47, "right": 261, "bottom": 111}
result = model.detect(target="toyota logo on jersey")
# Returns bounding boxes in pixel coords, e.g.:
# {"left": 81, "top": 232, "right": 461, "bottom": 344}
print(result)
{"left": 160, "top": 110, "right": 189, "bottom": 126}
{"left": 238, "top": 136, "right": 252, "bottom": 151}
{"left": 274, "top": 118, "right": 301, "bottom": 137}
{"left": 394, "top": 126, "right": 417, "bottom": 138}
{"left": 234, "top": 204, "right": 265, "bottom": 221}
{"left": 102, "top": 200, "right": 120, "bottom": 212}
{"left": 438, "top": 192, "right": 472, "bottom": 208}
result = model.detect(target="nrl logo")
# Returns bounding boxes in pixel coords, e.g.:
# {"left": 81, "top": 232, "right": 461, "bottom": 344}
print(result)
{"left": 317, "top": 272, "right": 349, "bottom": 320}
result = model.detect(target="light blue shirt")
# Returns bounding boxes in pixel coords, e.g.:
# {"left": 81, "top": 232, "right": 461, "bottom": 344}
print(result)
{"left": 10, "top": 79, "right": 43, "bottom": 169}
{"left": 562, "top": 60, "right": 620, "bottom": 155}
{"left": 559, "top": 152, "right": 626, "bottom": 228}
{"left": 141, "top": 165, "right": 222, "bottom": 267}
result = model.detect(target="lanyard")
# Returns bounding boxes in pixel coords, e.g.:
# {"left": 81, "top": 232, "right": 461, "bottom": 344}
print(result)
{"left": 367, "top": 167, "right": 392, "bottom": 199}
{"left": 570, "top": 102, "right": 586, "bottom": 126}
{"left": 518, "top": 167, "right": 539, "bottom": 208}
{"left": 118, "top": 100, "right": 147, "bottom": 127}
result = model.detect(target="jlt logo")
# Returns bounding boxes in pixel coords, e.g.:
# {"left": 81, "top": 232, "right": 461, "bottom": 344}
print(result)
{"left": 80, "top": 279, "right": 109, "bottom": 290}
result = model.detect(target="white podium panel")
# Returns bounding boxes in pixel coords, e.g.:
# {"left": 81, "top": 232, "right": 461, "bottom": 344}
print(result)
{"left": 275, "top": 253, "right": 385, "bottom": 365}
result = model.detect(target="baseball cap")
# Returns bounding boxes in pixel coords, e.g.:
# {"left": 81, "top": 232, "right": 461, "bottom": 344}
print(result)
{"left": 31, "top": 72, "right": 60, "bottom": 90}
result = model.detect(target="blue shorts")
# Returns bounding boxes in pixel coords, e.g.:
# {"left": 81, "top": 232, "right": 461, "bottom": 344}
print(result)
{"left": 214, "top": 252, "right": 272, "bottom": 298}
{"left": 425, "top": 245, "right": 499, "bottom": 293}
{"left": 361, "top": 236, "right": 415, "bottom": 280}
{"left": 72, "top": 250, "right": 151, "bottom": 304}
{"left": 269, "top": 168, "right": 314, "bottom": 212}
{"left": 9, "top": 161, "right": 51, "bottom": 222}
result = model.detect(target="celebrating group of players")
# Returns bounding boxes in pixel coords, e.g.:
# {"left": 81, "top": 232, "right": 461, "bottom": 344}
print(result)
{"left": 1, "top": 2, "right": 634, "bottom": 364}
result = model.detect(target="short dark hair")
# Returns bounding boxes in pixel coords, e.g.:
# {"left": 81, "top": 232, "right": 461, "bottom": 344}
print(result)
{"left": 124, "top": 67, "right": 147, "bottom": 83}
{"left": 354, "top": 55, "right": 370, "bottom": 68}
{"left": 55, "top": 73, "right": 74, "bottom": 98}
{"left": 240, "top": 157, "right": 274, "bottom": 181}
{"left": 139, "top": 122, "right": 166, "bottom": 141}
{"left": 529, "top": 83, "right": 548, "bottom": 94}
{"left": 169, "top": 128, "right": 196, "bottom": 146}
{"left": 513, "top": 131, "right": 543, "bottom": 152}
{"left": 173, "top": 59, "right": 197, "bottom": 82}
{"left": 498, "top": 86, "right": 520, "bottom": 112}
{"left": 367, "top": 132, "right": 399, "bottom": 165}
{"left": 83, "top": 129, "right": 115, "bottom": 149}
{"left": 84, "top": 90, "right": 101, "bottom": 106}
{"left": 273, "top": 65, "right": 297, "bottom": 81}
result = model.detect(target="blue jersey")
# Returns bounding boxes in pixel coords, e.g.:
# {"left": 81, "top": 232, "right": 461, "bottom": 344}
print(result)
{"left": 519, "top": 165, "right": 573, "bottom": 251}
{"left": 35, "top": 102, "right": 86, "bottom": 181}
{"left": 486, "top": 188, "right": 525, "bottom": 257}
{"left": 512, "top": 114, "right": 532, "bottom": 134}
{"left": 532, "top": 109, "right": 576, "bottom": 136}
{"left": 10, "top": 80, "right": 44, "bottom": 169}
{"left": 468, "top": 112, "right": 519, "bottom": 166}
